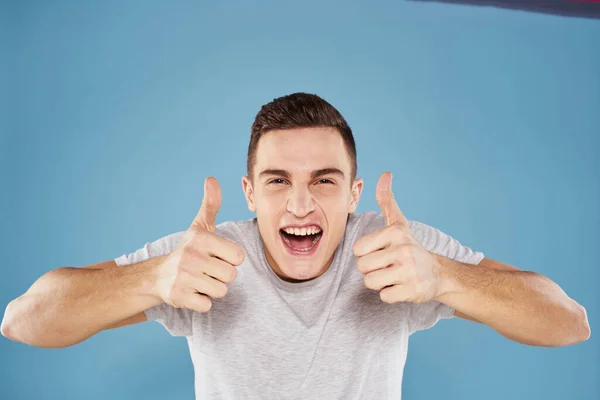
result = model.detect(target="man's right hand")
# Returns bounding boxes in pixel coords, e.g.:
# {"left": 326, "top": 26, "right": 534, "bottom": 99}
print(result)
{"left": 154, "top": 177, "right": 245, "bottom": 313}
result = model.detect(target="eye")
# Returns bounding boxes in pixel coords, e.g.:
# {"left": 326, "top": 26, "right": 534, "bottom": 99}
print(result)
{"left": 318, "top": 178, "right": 334, "bottom": 184}
{"left": 268, "top": 178, "right": 287, "bottom": 185}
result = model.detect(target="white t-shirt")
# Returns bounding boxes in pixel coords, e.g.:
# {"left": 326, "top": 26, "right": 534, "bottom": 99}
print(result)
{"left": 115, "top": 211, "right": 484, "bottom": 399}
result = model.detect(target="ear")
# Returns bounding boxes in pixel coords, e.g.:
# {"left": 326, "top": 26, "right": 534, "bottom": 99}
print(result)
{"left": 348, "top": 178, "right": 363, "bottom": 213}
{"left": 241, "top": 176, "right": 257, "bottom": 212}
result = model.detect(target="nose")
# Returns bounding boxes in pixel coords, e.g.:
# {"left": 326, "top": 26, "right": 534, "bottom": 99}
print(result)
{"left": 286, "top": 185, "right": 315, "bottom": 218}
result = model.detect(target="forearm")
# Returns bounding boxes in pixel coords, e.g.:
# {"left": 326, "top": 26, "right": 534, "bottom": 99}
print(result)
{"left": 434, "top": 255, "right": 590, "bottom": 347}
{"left": 1, "top": 257, "right": 164, "bottom": 348}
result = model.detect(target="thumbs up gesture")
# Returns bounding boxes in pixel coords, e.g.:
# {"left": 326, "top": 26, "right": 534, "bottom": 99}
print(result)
{"left": 353, "top": 172, "right": 443, "bottom": 304}
{"left": 154, "top": 177, "right": 245, "bottom": 313}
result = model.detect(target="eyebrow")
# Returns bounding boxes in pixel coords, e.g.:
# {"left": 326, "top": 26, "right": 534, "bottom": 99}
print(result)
{"left": 258, "top": 168, "right": 345, "bottom": 180}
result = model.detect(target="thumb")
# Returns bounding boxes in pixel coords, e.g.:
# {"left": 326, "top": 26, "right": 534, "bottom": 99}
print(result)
{"left": 376, "top": 172, "right": 408, "bottom": 227}
{"left": 191, "top": 177, "right": 222, "bottom": 232}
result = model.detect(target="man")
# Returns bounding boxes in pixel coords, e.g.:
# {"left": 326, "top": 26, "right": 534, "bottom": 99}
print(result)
{"left": 1, "top": 93, "right": 591, "bottom": 399}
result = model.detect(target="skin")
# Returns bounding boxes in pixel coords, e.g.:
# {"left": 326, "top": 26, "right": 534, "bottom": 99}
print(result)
{"left": 1, "top": 127, "right": 589, "bottom": 349}
{"left": 241, "top": 127, "right": 363, "bottom": 283}
{"left": 239, "top": 127, "right": 590, "bottom": 346}
{"left": 353, "top": 172, "right": 591, "bottom": 346}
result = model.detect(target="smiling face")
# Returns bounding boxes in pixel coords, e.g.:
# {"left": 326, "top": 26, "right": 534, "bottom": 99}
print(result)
{"left": 242, "top": 127, "right": 363, "bottom": 282}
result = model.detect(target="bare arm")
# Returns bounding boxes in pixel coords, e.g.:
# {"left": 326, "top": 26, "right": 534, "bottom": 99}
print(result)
{"left": 452, "top": 257, "right": 522, "bottom": 323}
{"left": 1, "top": 257, "right": 165, "bottom": 349}
{"left": 1, "top": 177, "right": 244, "bottom": 349}
{"left": 434, "top": 255, "right": 591, "bottom": 347}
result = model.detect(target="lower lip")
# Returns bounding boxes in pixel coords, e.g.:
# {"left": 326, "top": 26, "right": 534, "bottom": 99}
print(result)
{"left": 279, "top": 231, "right": 323, "bottom": 256}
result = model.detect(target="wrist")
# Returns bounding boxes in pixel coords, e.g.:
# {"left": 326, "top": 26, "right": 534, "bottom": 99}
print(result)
{"left": 432, "top": 253, "right": 465, "bottom": 302}
{"left": 133, "top": 255, "right": 166, "bottom": 305}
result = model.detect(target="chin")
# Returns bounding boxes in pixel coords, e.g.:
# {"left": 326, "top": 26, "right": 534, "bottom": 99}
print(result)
{"left": 278, "top": 257, "right": 326, "bottom": 281}
{"left": 275, "top": 229, "right": 330, "bottom": 281}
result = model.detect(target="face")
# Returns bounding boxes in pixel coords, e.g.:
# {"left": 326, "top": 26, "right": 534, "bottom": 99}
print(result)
{"left": 242, "top": 127, "right": 363, "bottom": 283}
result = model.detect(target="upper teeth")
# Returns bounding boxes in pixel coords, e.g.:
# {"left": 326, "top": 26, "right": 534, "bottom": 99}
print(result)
{"left": 283, "top": 226, "right": 322, "bottom": 236}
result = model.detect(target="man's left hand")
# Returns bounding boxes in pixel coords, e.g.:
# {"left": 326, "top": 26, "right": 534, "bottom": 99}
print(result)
{"left": 353, "top": 172, "right": 444, "bottom": 304}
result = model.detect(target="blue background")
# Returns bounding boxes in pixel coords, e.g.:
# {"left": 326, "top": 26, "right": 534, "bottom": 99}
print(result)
{"left": 1, "top": 1, "right": 598, "bottom": 399}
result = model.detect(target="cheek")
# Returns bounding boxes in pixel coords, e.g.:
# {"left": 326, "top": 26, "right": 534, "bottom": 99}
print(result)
{"left": 255, "top": 192, "right": 285, "bottom": 230}
{"left": 255, "top": 190, "right": 286, "bottom": 210}
{"left": 314, "top": 188, "right": 352, "bottom": 210}
{"left": 312, "top": 186, "right": 346, "bottom": 203}
{"left": 316, "top": 195, "right": 351, "bottom": 236}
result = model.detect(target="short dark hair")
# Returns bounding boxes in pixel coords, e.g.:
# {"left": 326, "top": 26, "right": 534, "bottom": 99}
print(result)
{"left": 247, "top": 92, "right": 357, "bottom": 182}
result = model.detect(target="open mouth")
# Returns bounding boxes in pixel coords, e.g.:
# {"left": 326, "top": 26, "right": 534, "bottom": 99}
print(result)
{"left": 279, "top": 227, "right": 323, "bottom": 255}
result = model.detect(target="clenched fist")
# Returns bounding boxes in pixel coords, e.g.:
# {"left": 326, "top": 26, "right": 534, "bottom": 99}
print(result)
{"left": 154, "top": 177, "right": 245, "bottom": 312}
{"left": 353, "top": 172, "right": 443, "bottom": 304}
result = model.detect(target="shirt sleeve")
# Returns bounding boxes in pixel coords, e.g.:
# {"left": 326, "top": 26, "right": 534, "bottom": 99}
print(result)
{"left": 114, "top": 231, "right": 193, "bottom": 337}
{"left": 406, "top": 220, "right": 485, "bottom": 335}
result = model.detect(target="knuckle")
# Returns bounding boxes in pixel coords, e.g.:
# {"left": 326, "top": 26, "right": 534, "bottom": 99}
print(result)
{"left": 175, "top": 264, "right": 194, "bottom": 284}
{"left": 180, "top": 245, "right": 198, "bottom": 264}
{"left": 363, "top": 273, "right": 374, "bottom": 289}
{"left": 198, "top": 295, "right": 212, "bottom": 312}
{"left": 352, "top": 240, "right": 363, "bottom": 256}
{"left": 169, "top": 284, "right": 186, "bottom": 301}
{"left": 380, "top": 290, "right": 391, "bottom": 304}
{"left": 356, "top": 258, "right": 366, "bottom": 273}
{"left": 212, "top": 282, "right": 228, "bottom": 299}
{"left": 182, "top": 252, "right": 208, "bottom": 277}
{"left": 225, "top": 267, "right": 237, "bottom": 283}
{"left": 236, "top": 250, "right": 246, "bottom": 265}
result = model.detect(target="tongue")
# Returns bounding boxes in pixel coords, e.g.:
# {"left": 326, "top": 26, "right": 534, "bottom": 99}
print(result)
{"left": 288, "top": 235, "right": 315, "bottom": 249}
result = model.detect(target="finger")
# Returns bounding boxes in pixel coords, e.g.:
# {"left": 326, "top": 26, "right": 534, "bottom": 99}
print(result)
{"left": 201, "top": 234, "right": 246, "bottom": 266}
{"left": 192, "top": 273, "right": 230, "bottom": 299}
{"left": 380, "top": 284, "right": 413, "bottom": 304}
{"left": 353, "top": 228, "right": 391, "bottom": 257}
{"left": 181, "top": 292, "right": 212, "bottom": 313}
{"left": 191, "top": 177, "right": 222, "bottom": 232}
{"left": 353, "top": 226, "right": 412, "bottom": 258}
{"left": 201, "top": 255, "right": 239, "bottom": 284}
{"left": 178, "top": 272, "right": 228, "bottom": 300}
{"left": 376, "top": 172, "right": 409, "bottom": 227}
{"left": 364, "top": 265, "right": 411, "bottom": 291}
{"left": 356, "top": 248, "right": 397, "bottom": 274}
